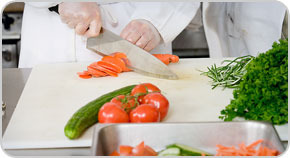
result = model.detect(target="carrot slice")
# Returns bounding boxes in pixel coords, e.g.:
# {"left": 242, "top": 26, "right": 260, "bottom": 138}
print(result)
{"left": 109, "top": 150, "right": 120, "bottom": 156}
{"left": 93, "top": 64, "right": 118, "bottom": 77}
{"left": 111, "top": 52, "right": 127, "bottom": 59}
{"left": 77, "top": 71, "right": 92, "bottom": 79}
{"left": 119, "top": 145, "right": 133, "bottom": 156}
{"left": 97, "top": 61, "right": 122, "bottom": 73}
{"left": 87, "top": 66, "right": 107, "bottom": 77}
{"left": 102, "top": 56, "right": 127, "bottom": 72}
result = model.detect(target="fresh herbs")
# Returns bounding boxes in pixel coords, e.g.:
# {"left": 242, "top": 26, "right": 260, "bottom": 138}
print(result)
{"left": 200, "top": 55, "right": 254, "bottom": 89}
{"left": 219, "top": 39, "right": 288, "bottom": 125}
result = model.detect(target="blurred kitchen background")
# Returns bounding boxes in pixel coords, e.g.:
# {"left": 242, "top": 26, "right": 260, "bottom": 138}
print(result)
{"left": 2, "top": 2, "right": 209, "bottom": 69}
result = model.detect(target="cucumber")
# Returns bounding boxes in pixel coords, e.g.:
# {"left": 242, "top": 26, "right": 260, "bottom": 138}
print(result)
{"left": 64, "top": 85, "right": 136, "bottom": 139}
{"left": 166, "top": 144, "right": 213, "bottom": 156}
{"left": 158, "top": 147, "right": 181, "bottom": 156}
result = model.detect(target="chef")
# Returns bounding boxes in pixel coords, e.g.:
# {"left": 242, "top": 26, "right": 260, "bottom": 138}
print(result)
{"left": 188, "top": 1, "right": 287, "bottom": 57}
{"left": 18, "top": 2, "right": 200, "bottom": 68}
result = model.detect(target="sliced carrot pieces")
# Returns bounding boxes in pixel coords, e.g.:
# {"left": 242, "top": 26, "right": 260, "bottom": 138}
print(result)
{"left": 97, "top": 61, "right": 122, "bottom": 73}
{"left": 77, "top": 52, "right": 179, "bottom": 79}
{"left": 215, "top": 139, "right": 280, "bottom": 156}
{"left": 77, "top": 71, "right": 92, "bottom": 79}
{"left": 87, "top": 66, "right": 107, "bottom": 77}
{"left": 102, "top": 56, "right": 127, "bottom": 72}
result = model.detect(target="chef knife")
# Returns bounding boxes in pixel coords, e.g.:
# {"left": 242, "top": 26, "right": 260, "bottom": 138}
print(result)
{"left": 86, "top": 28, "right": 178, "bottom": 80}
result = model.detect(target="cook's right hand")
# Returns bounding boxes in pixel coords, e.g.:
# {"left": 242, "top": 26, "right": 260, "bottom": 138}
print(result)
{"left": 59, "top": 2, "right": 102, "bottom": 38}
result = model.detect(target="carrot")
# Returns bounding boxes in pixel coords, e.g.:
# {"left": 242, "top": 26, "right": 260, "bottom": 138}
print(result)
{"left": 97, "top": 61, "right": 122, "bottom": 73}
{"left": 77, "top": 71, "right": 92, "bottom": 79}
{"left": 153, "top": 54, "right": 179, "bottom": 65}
{"left": 153, "top": 54, "right": 170, "bottom": 65}
{"left": 87, "top": 66, "right": 107, "bottom": 77}
{"left": 111, "top": 52, "right": 127, "bottom": 59}
{"left": 215, "top": 139, "right": 280, "bottom": 156}
{"left": 102, "top": 56, "right": 127, "bottom": 72}
{"left": 95, "top": 64, "right": 119, "bottom": 77}
{"left": 77, "top": 52, "right": 178, "bottom": 79}
{"left": 89, "top": 62, "right": 119, "bottom": 77}
{"left": 246, "top": 139, "right": 263, "bottom": 149}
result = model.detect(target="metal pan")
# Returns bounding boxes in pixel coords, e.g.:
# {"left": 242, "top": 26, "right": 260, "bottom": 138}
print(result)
{"left": 91, "top": 121, "right": 285, "bottom": 156}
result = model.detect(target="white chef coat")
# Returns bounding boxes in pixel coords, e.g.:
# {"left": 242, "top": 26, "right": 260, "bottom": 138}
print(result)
{"left": 19, "top": 2, "right": 200, "bottom": 68}
{"left": 201, "top": 2, "right": 286, "bottom": 57}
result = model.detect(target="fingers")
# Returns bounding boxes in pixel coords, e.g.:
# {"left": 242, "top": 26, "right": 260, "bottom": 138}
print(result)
{"left": 121, "top": 19, "right": 161, "bottom": 52}
{"left": 75, "top": 23, "right": 89, "bottom": 35}
{"left": 120, "top": 27, "right": 131, "bottom": 39}
{"left": 136, "top": 35, "right": 151, "bottom": 49}
{"left": 144, "top": 40, "right": 157, "bottom": 52}
{"left": 126, "top": 32, "right": 142, "bottom": 44}
{"left": 84, "top": 19, "right": 102, "bottom": 37}
{"left": 58, "top": 2, "right": 102, "bottom": 38}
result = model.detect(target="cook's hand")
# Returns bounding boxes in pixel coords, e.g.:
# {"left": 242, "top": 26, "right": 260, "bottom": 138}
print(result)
{"left": 120, "top": 19, "right": 161, "bottom": 52}
{"left": 59, "top": 2, "right": 102, "bottom": 37}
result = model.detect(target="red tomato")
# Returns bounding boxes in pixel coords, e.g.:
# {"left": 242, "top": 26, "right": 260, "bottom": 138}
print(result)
{"left": 131, "top": 83, "right": 161, "bottom": 103}
{"left": 119, "top": 145, "right": 133, "bottom": 156}
{"left": 129, "top": 104, "right": 160, "bottom": 123}
{"left": 131, "top": 141, "right": 145, "bottom": 156}
{"left": 98, "top": 102, "right": 129, "bottom": 123}
{"left": 144, "top": 145, "right": 158, "bottom": 156}
{"left": 141, "top": 93, "right": 169, "bottom": 120}
{"left": 109, "top": 150, "right": 120, "bottom": 156}
{"left": 110, "top": 95, "right": 137, "bottom": 112}
{"left": 131, "top": 141, "right": 157, "bottom": 156}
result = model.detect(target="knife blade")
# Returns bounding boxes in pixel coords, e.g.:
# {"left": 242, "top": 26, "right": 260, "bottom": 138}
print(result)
{"left": 86, "top": 28, "right": 178, "bottom": 80}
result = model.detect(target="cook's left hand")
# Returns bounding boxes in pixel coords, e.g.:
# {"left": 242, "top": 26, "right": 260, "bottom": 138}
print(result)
{"left": 120, "top": 19, "right": 161, "bottom": 52}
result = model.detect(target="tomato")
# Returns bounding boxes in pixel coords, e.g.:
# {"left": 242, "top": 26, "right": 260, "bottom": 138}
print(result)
{"left": 119, "top": 145, "right": 133, "bottom": 156}
{"left": 130, "top": 141, "right": 157, "bottom": 156}
{"left": 131, "top": 141, "right": 145, "bottom": 156}
{"left": 109, "top": 150, "right": 120, "bottom": 156}
{"left": 129, "top": 104, "right": 160, "bottom": 123}
{"left": 98, "top": 102, "right": 129, "bottom": 123}
{"left": 141, "top": 92, "right": 169, "bottom": 120}
{"left": 144, "top": 145, "right": 158, "bottom": 156}
{"left": 131, "top": 83, "right": 161, "bottom": 103}
{"left": 111, "top": 95, "right": 137, "bottom": 112}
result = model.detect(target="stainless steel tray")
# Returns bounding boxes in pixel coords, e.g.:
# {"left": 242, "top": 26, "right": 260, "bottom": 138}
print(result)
{"left": 91, "top": 121, "right": 285, "bottom": 156}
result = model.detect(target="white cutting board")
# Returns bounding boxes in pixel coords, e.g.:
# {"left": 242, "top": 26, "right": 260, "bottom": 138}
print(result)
{"left": 3, "top": 58, "right": 287, "bottom": 149}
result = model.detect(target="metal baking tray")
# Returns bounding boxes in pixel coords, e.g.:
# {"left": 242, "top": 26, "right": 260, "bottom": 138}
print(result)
{"left": 91, "top": 121, "right": 285, "bottom": 156}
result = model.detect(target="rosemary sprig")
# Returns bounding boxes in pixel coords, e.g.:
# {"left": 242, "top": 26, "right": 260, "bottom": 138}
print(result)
{"left": 200, "top": 55, "right": 254, "bottom": 89}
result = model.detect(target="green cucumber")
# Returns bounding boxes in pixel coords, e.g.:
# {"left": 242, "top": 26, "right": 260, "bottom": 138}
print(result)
{"left": 64, "top": 85, "right": 136, "bottom": 139}
{"left": 158, "top": 147, "right": 181, "bottom": 156}
{"left": 166, "top": 144, "right": 213, "bottom": 156}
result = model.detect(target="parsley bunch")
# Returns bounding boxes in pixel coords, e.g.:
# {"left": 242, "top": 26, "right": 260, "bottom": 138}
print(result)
{"left": 219, "top": 39, "right": 288, "bottom": 125}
